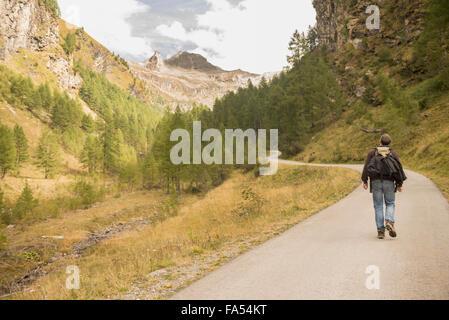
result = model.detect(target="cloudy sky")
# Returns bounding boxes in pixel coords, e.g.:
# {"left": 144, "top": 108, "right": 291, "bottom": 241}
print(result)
{"left": 58, "top": 0, "right": 316, "bottom": 74}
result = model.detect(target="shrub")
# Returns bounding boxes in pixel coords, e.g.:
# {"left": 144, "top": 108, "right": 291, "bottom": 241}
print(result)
{"left": 119, "top": 162, "right": 142, "bottom": 191}
{"left": 376, "top": 74, "right": 419, "bottom": 125}
{"left": 73, "top": 181, "right": 105, "bottom": 209}
{"left": 23, "top": 251, "right": 41, "bottom": 261}
{"left": 377, "top": 47, "right": 393, "bottom": 65}
{"left": 62, "top": 33, "right": 76, "bottom": 55}
{"left": 412, "top": 71, "right": 449, "bottom": 107}
{"left": 232, "top": 186, "right": 264, "bottom": 218}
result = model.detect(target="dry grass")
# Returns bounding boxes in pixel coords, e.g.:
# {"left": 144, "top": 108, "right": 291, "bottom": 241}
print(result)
{"left": 0, "top": 190, "right": 172, "bottom": 293}
{"left": 7, "top": 48, "right": 60, "bottom": 88}
{"left": 6, "top": 165, "right": 360, "bottom": 300}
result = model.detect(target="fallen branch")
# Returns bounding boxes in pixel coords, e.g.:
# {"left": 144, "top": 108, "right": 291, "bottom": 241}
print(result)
{"left": 358, "top": 127, "right": 385, "bottom": 134}
{"left": 418, "top": 113, "right": 429, "bottom": 119}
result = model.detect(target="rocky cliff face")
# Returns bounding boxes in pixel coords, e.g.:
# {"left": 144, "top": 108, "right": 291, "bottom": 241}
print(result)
{"left": 313, "top": 0, "right": 425, "bottom": 52}
{"left": 0, "top": 0, "right": 59, "bottom": 60}
{"left": 313, "top": 0, "right": 340, "bottom": 50}
{"left": 0, "top": 0, "right": 81, "bottom": 92}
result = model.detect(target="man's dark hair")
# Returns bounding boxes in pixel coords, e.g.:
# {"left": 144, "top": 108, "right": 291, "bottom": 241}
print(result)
{"left": 380, "top": 134, "right": 392, "bottom": 146}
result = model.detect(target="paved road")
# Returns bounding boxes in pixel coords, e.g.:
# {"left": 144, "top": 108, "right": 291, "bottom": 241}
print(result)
{"left": 172, "top": 161, "right": 449, "bottom": 300}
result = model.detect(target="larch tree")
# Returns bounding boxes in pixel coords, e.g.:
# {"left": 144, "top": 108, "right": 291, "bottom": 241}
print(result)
{"left": 0, "top": 125, "right": 16, "bottom": 180}
{"left": 14, "top": 182, "right": 38, "bottom": 219}
{"left": 13, "top": 125, "right": 29, "bottom": 165}
{"left": 36, "top": 131, "right": 60, "bottom": 179}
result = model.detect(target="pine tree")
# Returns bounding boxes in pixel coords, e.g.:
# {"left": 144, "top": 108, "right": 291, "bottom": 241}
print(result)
{"left": 38, "top": 83, "right": 53, "bottom": 111}
{"left": 142, "top": 152, "right": 157, "bottom": 188}
{"left": 102, "top": 119, "right": 121, "bottom": 174}
{"left": 80, "top": 136, "right": 103, "bottom": 173}
{"left": 13, "top": 125, "right": 29, "bottom": 165}
{"left": 287, "top": 30, "right": 309, "bottom": 67}
{"left": 51, "top": 91, "right": 82, "bottom": 131}
{"left": 412, "top": 0, "right": 449, "bottom": 79}
{"left": 0, "top": 185, "right": 12, "bottom": 225}
{"left": 14, "top": 182, "right": 38, "bottom": 219}
{"left": 37, "top": 131, "right": 60, "bottom": 179}
{"left": 0, "top": 125, "right": 16, "bottom": 180}
{"left": 81, "top": 114, "right": 95, "bottom": 133}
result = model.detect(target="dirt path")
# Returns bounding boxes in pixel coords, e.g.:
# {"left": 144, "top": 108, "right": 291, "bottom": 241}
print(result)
{"left": 172, "top": 161, "right": 449, "bottom": 300}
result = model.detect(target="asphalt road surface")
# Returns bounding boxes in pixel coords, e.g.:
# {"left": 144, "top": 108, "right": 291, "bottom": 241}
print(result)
{"left": 172, "top": 161, "right": 449, "bottom": 300}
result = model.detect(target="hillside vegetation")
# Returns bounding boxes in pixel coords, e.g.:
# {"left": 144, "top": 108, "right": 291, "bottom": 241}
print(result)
{"left": 296, "top": 0, "right": 449, "bottom": 198}
{"left": 1, "top": 0, "right": 448, "bottom": 299}
{"left": 197, "top": 0, "right": 449, "bottom": 198}
{"left": 8, "top": 165, "right": 359, "bottom": 299}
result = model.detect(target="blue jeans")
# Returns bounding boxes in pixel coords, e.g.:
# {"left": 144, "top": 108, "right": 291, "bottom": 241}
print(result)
{"left": 371, "top": 180, "right": 396, "bottom": 232}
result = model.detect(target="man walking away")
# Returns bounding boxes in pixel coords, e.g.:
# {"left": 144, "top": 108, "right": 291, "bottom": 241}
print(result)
{"left": 361, "top": 134, "right": 407, "bottom": 239}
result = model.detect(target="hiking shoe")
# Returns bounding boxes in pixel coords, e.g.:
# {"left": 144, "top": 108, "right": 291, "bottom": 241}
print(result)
{"left": 377, "top": 231, "right": 385, "bottom": 239}
{"left": 386, "top": 221, "right": 397, "bottom": 238}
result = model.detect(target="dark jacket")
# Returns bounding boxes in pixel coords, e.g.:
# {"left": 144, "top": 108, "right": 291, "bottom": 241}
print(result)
{"left": 361, "top": 147, "right": 403, "bottom": 187}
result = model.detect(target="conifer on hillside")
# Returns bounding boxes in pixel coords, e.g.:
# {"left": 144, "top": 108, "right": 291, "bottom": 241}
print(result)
{"left": 0, "top": 125, "right": 16, "bottom": 180}
{"left": 14, "top": 183, "right": 38, "bottom": 219}
{"left": 13, "top": 125, "right": 29, "bottom": 165}
{"left": 36, "top": 131, "right": 60, "bottom": 179}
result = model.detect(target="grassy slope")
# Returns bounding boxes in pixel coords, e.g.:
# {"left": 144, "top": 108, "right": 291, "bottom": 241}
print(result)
{"left": 0, "top": 105, "right": 84, "bottom": 200}
{"left": 4, "top": 165, "right": 359, "bottom": 299}
{"left": 296, "top": 93, "right": 449, "bottom": 199}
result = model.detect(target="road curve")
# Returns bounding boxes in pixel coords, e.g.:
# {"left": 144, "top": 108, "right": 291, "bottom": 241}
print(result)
{"left": 172, "top": 161, "right": 449, "bottom": 300}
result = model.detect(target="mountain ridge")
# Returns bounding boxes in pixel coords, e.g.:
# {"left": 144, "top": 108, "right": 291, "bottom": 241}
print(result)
{"left": 130, "top": 50, "right": 274, "bottom": 110}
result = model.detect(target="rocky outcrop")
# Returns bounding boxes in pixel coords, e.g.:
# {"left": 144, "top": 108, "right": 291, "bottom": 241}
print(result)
{"left": 313, "top": 0, "right": 340, "bottom": 50}
{"left": 0, "top": 0, "right": 80, "bottom": 92}
{"left": 313, "top": 0, "right": 425, "bottom": 52}
{"left": 0, "top": 0, "right": 59, "bottom": 60}
{"left": 46, "top": 55, "right": 82, "bottom": 91}
{"left": 145, "top": 51, "right": 164, "bottom": 71}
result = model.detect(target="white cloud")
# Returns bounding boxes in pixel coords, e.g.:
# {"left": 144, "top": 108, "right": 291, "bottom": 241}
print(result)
{"left": 59, "top": 0, "right": 154, "bottom": 61}
{"left": 156, "top": 0, "right": 316, "bottom": 74}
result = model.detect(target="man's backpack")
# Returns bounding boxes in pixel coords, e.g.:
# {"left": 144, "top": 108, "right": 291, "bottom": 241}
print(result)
{"left": 367, "top": 147, "right": 407, "bottom": 184}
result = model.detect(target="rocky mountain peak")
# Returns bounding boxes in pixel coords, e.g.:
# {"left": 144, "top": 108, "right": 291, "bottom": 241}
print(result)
{"left": 144, "top": 50, "right": 164, "bottom": 71}
{"left": 164, "top": 51, "right": 223, "bottom": 73}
